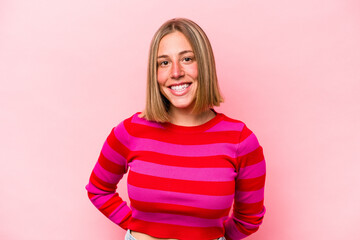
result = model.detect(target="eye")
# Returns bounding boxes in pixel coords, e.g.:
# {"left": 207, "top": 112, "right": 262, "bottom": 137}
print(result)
{"left": 159, "top": 61, "right": 169, "bottom": 67}
{"left": 182, "top": 55, "right": 195, "bottom": 63}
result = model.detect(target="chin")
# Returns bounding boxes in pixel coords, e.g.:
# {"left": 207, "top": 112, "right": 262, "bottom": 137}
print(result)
{"left": 169, "top": 100, "right": 195, "bottom": 110}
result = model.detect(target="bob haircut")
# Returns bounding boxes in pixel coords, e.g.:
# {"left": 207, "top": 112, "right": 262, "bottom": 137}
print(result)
{"left": 140, "top": 18, "right": 223, "bottom": 122}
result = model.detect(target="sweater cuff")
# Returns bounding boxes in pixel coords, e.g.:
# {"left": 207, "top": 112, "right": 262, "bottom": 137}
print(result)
{"left": 119, "top": 211, "right": 132, "bottom": 230}
{"left": 224, "top": 218, "right": 248, "bottom": 240}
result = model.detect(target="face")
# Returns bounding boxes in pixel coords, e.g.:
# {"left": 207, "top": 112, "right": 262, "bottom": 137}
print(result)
{"left": 157, "top": 31, "right": 198, "bottom": 112}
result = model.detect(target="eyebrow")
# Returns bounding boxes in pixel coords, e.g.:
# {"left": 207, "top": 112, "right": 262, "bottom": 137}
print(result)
{"left": 157, "top": 50, "right": 194, "bottom": 59}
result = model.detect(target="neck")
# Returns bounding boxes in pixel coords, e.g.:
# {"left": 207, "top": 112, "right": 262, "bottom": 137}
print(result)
{"left": 168, "top": 107, "right": 216, "bottom": 126}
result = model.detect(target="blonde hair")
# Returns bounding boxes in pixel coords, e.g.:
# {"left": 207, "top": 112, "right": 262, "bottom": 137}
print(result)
{"left": 140, "top": 18, "right": 223, "bottom": 122}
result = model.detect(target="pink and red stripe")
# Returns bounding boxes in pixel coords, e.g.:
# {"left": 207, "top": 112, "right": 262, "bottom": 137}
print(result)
{"left": 86, "top": 112, "right": 265, "bottom": 239}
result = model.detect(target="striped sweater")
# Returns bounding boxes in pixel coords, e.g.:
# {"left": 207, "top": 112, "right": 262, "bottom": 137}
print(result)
{"left": 86, "top": 112, "right": 266, "bottom": 240}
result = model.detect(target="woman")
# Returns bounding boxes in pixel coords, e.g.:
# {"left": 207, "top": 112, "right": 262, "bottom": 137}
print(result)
{"left": 86, "top": 18, "right": 266, "bottom": 240}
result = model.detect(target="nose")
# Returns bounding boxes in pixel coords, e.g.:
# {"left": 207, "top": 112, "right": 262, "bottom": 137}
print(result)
{"left": 171, "top": 61, "right": 184, "bottom": 79}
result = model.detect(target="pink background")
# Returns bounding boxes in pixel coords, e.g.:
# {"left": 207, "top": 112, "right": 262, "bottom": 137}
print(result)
{"left": 1, "top": 0, "right": 359, "bottom": 239}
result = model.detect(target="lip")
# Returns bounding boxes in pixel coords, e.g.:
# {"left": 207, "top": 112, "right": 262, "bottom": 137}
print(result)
{"left": 167, "top": 82, "right": 192, "bottom": 96}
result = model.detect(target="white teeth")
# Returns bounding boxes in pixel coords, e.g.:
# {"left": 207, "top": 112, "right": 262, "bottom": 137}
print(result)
{"left": 170, "top": 83, "right": 189, "bottom": 91}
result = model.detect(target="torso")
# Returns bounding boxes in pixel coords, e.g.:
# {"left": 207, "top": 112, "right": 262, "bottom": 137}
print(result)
{"left": 131, "top": 231, "right": 219, "bottom": 240}
{"left": 123, "top": 112, "right": 239, "bottom": 240}
{"left": 131, "top": 231, "right": 177, "bottom": 240}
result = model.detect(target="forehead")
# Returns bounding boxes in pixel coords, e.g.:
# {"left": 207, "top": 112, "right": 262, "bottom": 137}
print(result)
{"left": 157, "top": 31, "right": 193, "bottom": 55}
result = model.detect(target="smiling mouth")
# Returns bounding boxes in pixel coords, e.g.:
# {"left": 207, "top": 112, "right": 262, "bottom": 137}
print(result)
{"left": 169, "top": 83, "right": 191, "bottom": 92}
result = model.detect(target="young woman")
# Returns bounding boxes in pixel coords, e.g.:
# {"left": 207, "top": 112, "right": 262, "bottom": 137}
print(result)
{"left": 86, "top": 18, "right": 266, "bottom": 240}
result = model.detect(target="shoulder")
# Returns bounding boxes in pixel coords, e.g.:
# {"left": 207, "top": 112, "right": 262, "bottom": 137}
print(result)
{"left": 220, "top": 114, "right": 265, "bottom": 168}
{"left": 220, "top": 113, "right": 245, "bottom": 124}
{"left": 113, "top": 112, "right": 164, "bottom": 135}
{"left": 216, "top": 113, "right": 261, "bottom": 145}
{"left": 125, "top": 112, "right": 164, "bottom": 128}
{"left": 212, "top": 112, "right": 247, "bottom": 133}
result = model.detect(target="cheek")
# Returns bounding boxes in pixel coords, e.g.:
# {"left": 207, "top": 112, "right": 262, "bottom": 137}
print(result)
{"left": 188, "top": 63, "right": 198, "bottom": 79}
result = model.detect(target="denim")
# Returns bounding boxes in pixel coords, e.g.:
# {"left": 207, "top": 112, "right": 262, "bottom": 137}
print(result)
{"left": 125, "top": 230, "right": 137, "bottom": 240}
{"left": 124, "top": 230, "right": 226, "bottom": 240}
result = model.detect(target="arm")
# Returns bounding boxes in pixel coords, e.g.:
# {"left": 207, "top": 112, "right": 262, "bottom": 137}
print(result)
{"left": 224, "top": 125, "right": 266, "bottom": 239}
{"left": 85, "top": 123, "right": 132, "bottom": 229}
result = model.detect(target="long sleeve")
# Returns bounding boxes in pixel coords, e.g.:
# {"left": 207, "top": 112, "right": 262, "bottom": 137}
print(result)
{"left": 85, "top": 123, "right": 132, "bottom": 229}
{"left": 224, "top": 125, "right": 266, "bottom": 239}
